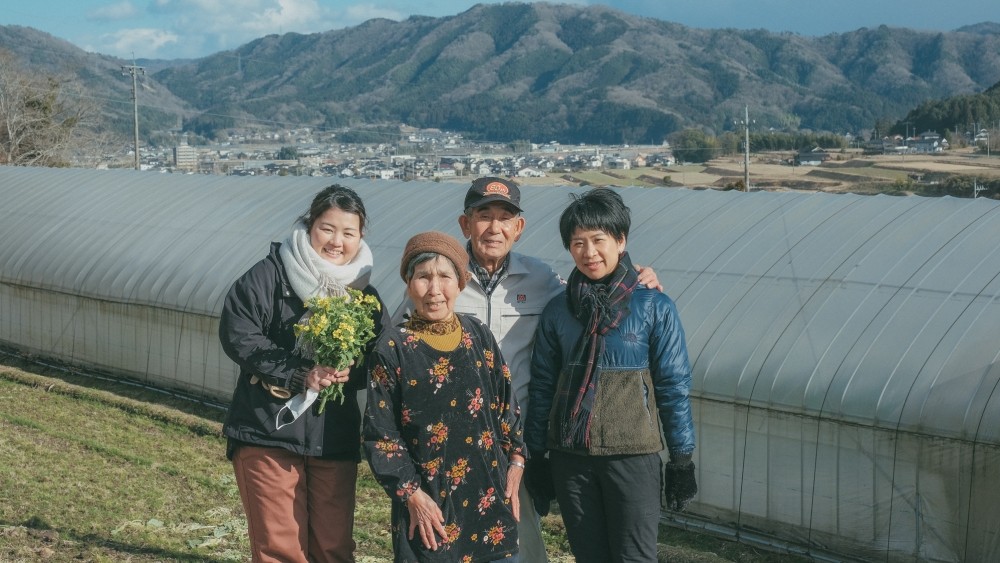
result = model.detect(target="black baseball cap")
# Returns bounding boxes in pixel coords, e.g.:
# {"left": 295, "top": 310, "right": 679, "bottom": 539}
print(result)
{"left": 463, "top": 177, "right": 523, "bottom": 213}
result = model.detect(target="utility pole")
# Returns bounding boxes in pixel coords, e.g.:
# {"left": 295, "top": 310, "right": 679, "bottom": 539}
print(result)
{"left": 743, "top": 106, "right": 750, "bottom": 191}
{"left": 122, "top": 58, "right": 144, "bottom": 170}
{"left": 735, "top": 105, "right": 753, "bottom": 191}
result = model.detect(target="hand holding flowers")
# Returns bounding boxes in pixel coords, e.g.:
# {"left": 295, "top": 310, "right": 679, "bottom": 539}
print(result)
{"left": 306, "top": 365, "right": 350, "bottom": 392}
{"left": 294, "top": 288, "right": 381, "bottom": 413}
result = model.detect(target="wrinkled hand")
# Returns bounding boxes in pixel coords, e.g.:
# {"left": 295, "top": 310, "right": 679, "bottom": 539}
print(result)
{"left": 407, "top": 489, "right": 448, "bottom": 551}
{"left": 524, "top": 456, "right": 555, "bottom": 517}
{"left": 663, "top": 455, "right": 697, "bottom": 511}
{"left": 506, "top": 456, "right": 524, "bottom": 522}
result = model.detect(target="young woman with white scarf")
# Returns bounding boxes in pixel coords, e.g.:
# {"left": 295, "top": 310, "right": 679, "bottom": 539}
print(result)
{"left": 220, "top": 185, "right": 388, "bottom": 563}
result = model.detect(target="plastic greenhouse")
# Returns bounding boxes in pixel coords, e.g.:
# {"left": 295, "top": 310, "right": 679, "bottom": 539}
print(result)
{"left": 2, "top": 166, "right": 999, "bottom": 561}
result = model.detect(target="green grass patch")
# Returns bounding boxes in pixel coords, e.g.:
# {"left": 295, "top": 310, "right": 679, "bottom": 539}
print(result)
{"left": 0, "top": 357, "right": 808, "bottom": 562}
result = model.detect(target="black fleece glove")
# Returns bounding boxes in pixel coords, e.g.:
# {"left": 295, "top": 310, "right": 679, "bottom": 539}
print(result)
{"left": 663, "top": 454, "right": 697, "bottom": 512}
{"left": 524, "top": 456, "right": 555, "bottom": 517}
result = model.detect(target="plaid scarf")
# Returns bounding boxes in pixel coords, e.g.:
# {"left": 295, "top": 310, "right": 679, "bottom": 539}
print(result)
{"left": 557, "top": 251, "right": 639, "bottom": 449}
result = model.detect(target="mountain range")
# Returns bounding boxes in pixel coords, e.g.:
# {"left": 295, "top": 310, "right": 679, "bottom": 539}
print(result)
{"left": 3, "top": 2, "right": 1000, "bottom": 145}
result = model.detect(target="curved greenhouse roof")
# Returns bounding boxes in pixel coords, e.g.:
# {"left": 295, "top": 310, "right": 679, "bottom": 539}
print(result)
{"left": 2, "top": 166, "right": 999, "bottom": 560}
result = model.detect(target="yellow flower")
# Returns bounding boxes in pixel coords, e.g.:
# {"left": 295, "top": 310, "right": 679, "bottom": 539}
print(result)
{"left": 294, "top": 289, "right": 380, "bottom": 413}
{"left": 311, "top": 314, "right": 329, "bottom": 337}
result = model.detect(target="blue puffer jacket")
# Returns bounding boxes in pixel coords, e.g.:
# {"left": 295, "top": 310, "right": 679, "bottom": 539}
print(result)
{"left": 526, "top": 285, "right": 695, "bottom": 459}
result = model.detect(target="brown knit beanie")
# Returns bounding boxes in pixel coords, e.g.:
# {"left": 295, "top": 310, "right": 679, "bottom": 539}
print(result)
{"left": 399, "top": 231, "right": 471, "bottom": 290}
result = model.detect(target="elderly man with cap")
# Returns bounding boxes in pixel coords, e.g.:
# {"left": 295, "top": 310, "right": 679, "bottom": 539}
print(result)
{"left": 393, "top": 177, "right": 660, "bottom": 562}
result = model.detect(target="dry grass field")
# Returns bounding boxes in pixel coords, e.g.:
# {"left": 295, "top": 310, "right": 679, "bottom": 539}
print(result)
{"left": 516, "top": 148, "right": 1000, "bottom": 197}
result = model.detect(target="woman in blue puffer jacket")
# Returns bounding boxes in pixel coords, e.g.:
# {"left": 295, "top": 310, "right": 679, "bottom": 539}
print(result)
{"left": 524, "top": 187, "right": 697, "bottom": 563}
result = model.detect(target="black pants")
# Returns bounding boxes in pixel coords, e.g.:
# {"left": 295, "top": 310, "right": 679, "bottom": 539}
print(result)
{"left": 551, "top": 451, "right": 662, "bottom": 563}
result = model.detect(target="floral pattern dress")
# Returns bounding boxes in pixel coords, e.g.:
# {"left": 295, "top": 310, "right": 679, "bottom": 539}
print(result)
{"left": 363, "top": 314, "right": 525, "bottom": 562}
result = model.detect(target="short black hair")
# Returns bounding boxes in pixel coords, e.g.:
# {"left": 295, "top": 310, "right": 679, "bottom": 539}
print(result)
{"left": 558, "top": 188, "right": 630, "bottom": 249}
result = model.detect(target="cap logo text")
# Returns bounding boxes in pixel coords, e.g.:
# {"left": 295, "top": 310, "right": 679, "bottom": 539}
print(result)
{"left": 484, "top": 181, "right": 510, "bottom": 198}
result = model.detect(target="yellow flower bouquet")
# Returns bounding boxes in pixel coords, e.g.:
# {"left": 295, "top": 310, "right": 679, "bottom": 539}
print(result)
{"left": 294, "top": 288, "right": 381, "bottom": 413}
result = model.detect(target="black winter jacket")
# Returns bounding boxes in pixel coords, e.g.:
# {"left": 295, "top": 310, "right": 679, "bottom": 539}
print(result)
{"left": 220, "top": 242, "right": 387, "bottom": 460}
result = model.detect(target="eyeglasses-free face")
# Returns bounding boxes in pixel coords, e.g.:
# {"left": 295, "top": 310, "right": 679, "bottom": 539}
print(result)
{"left": 568, "top": 228, "right": 626, "bottom": 280}
{"left": 407, "top": 255, "right": 462, "bottom": 321}
{"left": 308, "top": 206, "right": 362, "bottom": 265}
{"left": 458, "top": 202, "right": 525, "bottom": 274}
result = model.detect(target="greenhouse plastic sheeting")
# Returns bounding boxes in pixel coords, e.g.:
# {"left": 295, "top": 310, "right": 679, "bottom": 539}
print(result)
{"left": 2, "top": 166, "right": 999, "bottom": 561}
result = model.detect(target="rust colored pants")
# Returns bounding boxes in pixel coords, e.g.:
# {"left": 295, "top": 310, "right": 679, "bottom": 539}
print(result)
{"left": 232, "top": 445, "right": 358, "bottom": 563}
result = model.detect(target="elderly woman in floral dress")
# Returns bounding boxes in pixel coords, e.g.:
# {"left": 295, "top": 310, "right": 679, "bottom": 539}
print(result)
{"left": 363, "top": 231, "right": 525, "bottom": 563}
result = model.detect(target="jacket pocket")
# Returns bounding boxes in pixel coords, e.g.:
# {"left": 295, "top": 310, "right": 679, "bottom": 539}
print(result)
{"left": 590, "top": 369, "right": 662, "bottom": 453}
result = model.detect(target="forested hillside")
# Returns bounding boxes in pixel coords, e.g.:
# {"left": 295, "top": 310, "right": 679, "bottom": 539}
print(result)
{"left": 1, "top": 4, "right": 998, "bottom": 144}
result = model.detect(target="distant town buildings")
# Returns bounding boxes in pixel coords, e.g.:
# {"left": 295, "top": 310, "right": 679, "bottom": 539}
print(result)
{"left": 141, "top": 127, "right": 677, "bottom": 179}
{"left": 140, "top": 124, "right": 988, "bottom": 180}
{"left": 172, "top": 142, "right": 197, "bottom": 170}
{"left": 863, "top": 131, "right": 950, "bottom": 156}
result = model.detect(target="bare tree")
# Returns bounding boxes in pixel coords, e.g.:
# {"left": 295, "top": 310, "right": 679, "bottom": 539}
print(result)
{"left": 0, "top": 50, "right": 113, "bottom": 167}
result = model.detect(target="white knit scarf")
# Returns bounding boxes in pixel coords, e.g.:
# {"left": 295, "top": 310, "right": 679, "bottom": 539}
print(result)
{"left": 279, "top": 221, "right": 373, "bottom": 301}
{"left": 275, "top": 220, "right": 374, "bottom": 429}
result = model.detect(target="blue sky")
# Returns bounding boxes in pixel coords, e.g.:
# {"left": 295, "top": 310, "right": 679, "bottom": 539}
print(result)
{"left": 6, "top": 0, "right": 1000, "bottom": 60}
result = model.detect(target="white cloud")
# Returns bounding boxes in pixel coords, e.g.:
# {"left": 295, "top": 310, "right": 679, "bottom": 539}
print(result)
{"left": 88, "top": 1, "right": 141, "bottom": 22}
{"left": 343, "top": 3, "right": 405, "bottom": 24}
{"left": 240, "top": 0, "right": 328, "bottom": 34}
{"left": 126, "top": 0, "right": 415, "bottom": 58}
{"left": 98, "top": 28, "right": 180, "bottom": 58}
{"left": 147, "top": 0, "right": 347, "bottom": 46}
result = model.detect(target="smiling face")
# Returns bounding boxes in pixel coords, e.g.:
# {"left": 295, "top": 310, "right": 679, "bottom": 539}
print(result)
{"left": 308, "top": 206, "right": 362, "bottom": 265}
{"left": 458, "top": 202, "right": 525, "bottom": 274}
{"left": 406, "top": 255, "right": 462, "bottom": 321}
{"left": 569, "top": 228, "right": 626, "bottom": 280}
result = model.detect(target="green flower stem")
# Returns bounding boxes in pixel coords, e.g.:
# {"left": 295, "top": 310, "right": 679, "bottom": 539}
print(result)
{"left": 316, "top": 383, "right": 346, "bottom": 414}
